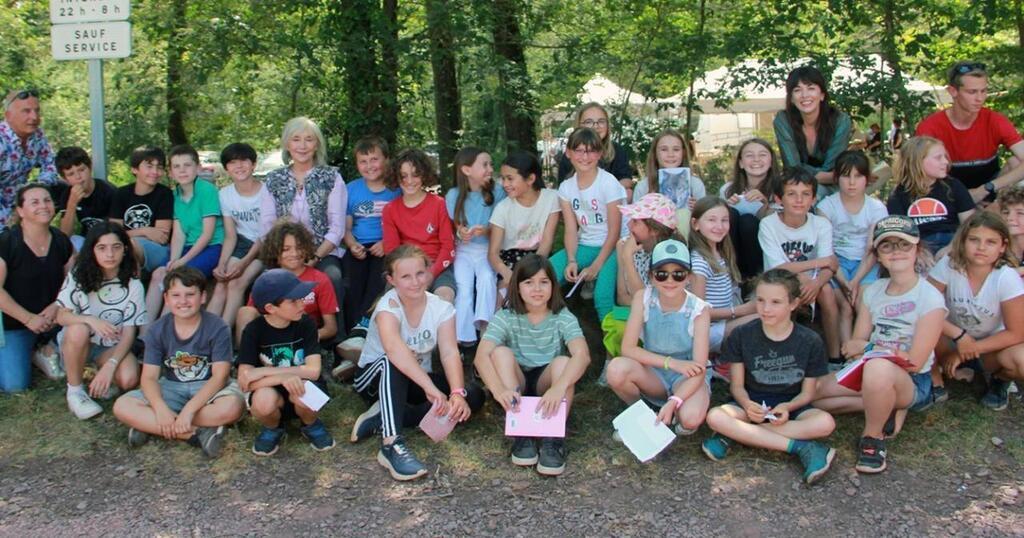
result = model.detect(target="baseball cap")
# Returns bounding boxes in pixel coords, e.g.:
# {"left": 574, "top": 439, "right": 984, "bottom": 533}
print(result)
{"left": 251, "top": 269, "right": 315, "bottom": 313}
{"left": 872, "top": 215, "right": 920, "bottom": 247}
{"left": 650, "top": 239, "right": 690, "bottom": 270}
{"left": 619, "top": 193, "right": 678, "bottom": 229}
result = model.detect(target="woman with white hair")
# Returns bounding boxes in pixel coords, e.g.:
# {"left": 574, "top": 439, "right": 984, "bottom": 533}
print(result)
{"left": 264, "top": 117, "right": 347, "bottom": 332}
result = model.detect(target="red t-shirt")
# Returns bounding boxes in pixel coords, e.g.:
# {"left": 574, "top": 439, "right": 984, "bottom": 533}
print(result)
{"left": 247, "top": 266, "right": 338, "bottom": 326}
{"left": 381, "top": 193, "right": 455, "bottom": 277}
{"left": 915, "top": 108, "right": 1023, "bottom": 189}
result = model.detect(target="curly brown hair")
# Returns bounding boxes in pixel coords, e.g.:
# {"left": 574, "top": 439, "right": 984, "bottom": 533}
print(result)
{"left": 998, "top": 186, "right": 1024, "bottom": 209}
{"left": 261, "top": 221, "right": 316, "bottom": 268}
{"left": 387, "top": 148, "right": 439, "bottom": 190}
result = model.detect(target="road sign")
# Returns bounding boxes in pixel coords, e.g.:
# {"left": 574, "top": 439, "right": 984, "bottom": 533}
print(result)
{"left": 51, "top": 21, "right": 131, "bottom": 60}
{"left": 51, "top": 0, "right": 130, "bottom": 24}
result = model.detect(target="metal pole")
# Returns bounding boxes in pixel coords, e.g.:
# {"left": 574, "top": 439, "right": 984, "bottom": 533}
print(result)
{"left": 88, "top": 59, "right": 106, "bottom": 180}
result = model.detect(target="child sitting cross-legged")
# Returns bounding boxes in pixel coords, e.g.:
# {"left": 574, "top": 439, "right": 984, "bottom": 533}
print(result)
{"left": 238, "top": 269, "right": 336, "bottom": 456}
{"left": 702, "top": 268, "right": 837, "bottom": 485}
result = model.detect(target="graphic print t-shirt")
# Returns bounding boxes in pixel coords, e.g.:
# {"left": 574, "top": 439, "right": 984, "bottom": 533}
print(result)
{"left": 143, "top": 311, "right": 233, "bottom": 383}
{"left": 238, "top": 314, "right": 319, "bottom": 369}
{"left": 357, "top": 288, "right": 455, "bottom": 372}
{"left": 108, "top": 183, "right": 174, "bottom": 232}
{"left": 862, "top": 277, "right": 947, "bottom": 373}
{"left": 722, "top": 319, "right": 828, "bottom": 395}
{"left": 758, "top": 212, "right": 834, "bottom": 270}
{"left": 56, "top": 272, "right": 147, "bottom": 346}
{"left": 929, "top": 256, "right": 1024, "bottom": 339}
{"left": 886, "top": 178, "right": 974, "bottom": 238}
{"left": 489, "top": 188, "right": 561, "bottom": 251}
{"left": 347, "top": 178, "right": 400, "bottom": 245}
{"left": 557, "top": 168, "right": 627, "bottom": 247}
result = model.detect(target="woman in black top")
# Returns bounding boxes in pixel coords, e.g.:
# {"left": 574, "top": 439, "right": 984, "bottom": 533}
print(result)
{"left": 0, "top": 184, "right": 74, "bottom": 392}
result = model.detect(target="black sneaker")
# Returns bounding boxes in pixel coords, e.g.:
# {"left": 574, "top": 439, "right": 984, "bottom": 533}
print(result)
{"left": 981, "top": 378, "right": 1011, "bottom": 411}
{"left": 510, "top": 437, "right": 538, "bottom": 466}
{"left": 350, "top": 401, "right": 382, "bottom": 443}
{"left": 252, "top": 426, "right": 286, "bottom": 456}
{"left": 128, "top": 427, "right": 150, "bottom": 449}
{"left": 536, "top": 438, "right": 566, "bottom": 476}
{"left": 377, "top": 435, "right": 428, "bottom": 481}
{"left": 855, "top": 436, "right": 887, "bottom": 474}
{"left": 301, "top": 419, "right": 337, "bottom": 451}
{"left": 195, "top": 426, "right": 226, "bottom": 459}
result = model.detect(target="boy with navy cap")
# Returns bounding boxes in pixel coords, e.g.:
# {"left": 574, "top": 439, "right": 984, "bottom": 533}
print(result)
{"left": 237, "top": 269, "right": 336, "bottom": 455}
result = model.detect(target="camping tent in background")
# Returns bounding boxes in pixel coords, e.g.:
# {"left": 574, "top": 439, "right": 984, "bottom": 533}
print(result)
{"left": 540, "top": 74, "right": 678, "bottom": 132}
{"left": 680, "top": 56, "right": 951, "bottom": 155}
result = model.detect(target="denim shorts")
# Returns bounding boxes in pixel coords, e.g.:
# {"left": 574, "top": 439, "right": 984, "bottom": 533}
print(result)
{"left": 643, "top": 364, "right": 712, "bottom": 407}
{"left": 231, "top": 235, "right": 255, "bottom": 259}
{"left": 56, "top": 328, "right": 114, "bottom": 365}
{"left": 126, "top": 378, "right": 243, "bottom": 413}
{"left": 830, "top": 255, "right": 880, "bottom": 289}
{"left": 136, "top": 238, "right": 170, "bottom": 272}
{"left": 908, "top": 371, "right": 933, "bottom": 412}
{"left": 430, "top": 266, "right": 456, "bottom": 293}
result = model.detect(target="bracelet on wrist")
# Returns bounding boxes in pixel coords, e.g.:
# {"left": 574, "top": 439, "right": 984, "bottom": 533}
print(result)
{"left": 730, "top": 305, "right": 736, "bottom": 320}
{"left": 667, "top": 395, "right": 684, "bottom": 410}
{"left": 953, "top": 328, "right": 967, "bottom": 342}
{"left": 663, "top": 356, "right": 671, "bottom": 370}
{"left": 450, "top": 388, "right": 468, "bottom": 398}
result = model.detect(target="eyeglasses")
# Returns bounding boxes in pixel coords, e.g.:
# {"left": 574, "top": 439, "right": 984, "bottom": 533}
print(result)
{"left": 3, "top": 89, "right": 39, "bottom": 109}
{"left": 876, "top": 239, "right": 915, "bottom": 254}
{"left": 570, "top": 147, "right": 599, "bottom": 156}
{"left": 581, "top": 119, "right": 608, "bottom": 128}
{"left": 653, "top": 270, "right": 687, "bottom": 282}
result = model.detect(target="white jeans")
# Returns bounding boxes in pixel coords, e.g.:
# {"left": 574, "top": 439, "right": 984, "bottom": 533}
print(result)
{"left": 453, "top": 241, "right": 496, "bottom": 342}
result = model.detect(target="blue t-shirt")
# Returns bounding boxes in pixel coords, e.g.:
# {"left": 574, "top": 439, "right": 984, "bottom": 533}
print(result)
{"left": 346, "top": 178, "right": 400, "bottom": 245}
{"left": 444, "top": 187, "right": 506, "bottom": 246}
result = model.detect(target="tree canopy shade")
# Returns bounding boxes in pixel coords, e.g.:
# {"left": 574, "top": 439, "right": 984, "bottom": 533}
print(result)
{"left": 2, "top": 0, "right": 1020, "bottom": 184}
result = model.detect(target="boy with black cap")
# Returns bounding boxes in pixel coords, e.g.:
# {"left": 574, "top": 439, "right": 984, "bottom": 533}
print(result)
{"left": 237, "top": 268, "right": 336, "bottom": 455}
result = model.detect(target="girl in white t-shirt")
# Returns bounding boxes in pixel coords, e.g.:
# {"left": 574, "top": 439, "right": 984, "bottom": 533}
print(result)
{"left": 688, "top": 196, "right": 757, "bottom": 354}
{"left": 349, "top": 245, "right": 483, "bottom": 481}
{"left": 550, "top": 128, "right": 626, "bottom": 321}
{"left": 928, "top": 211, "right": 1024, "bottom": 411}
{"left": 488, "top": 151, "right": 560, "bottom": 285}
{"left": 817, "top": 150, "right": 888, "bottom": 344}
{"left": 56, "top": 222, "right": 148, "bottom": 420}
{"left": 814, "top": 216, "right": 946, "bottom": 475}
{"left": 207, "top": 143, "right": 277, "bottom": 327}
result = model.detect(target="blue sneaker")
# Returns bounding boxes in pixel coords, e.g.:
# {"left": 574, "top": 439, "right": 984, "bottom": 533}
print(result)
{"left": 350, "top": 401, "right": 382, "bottom": 443}
{"left": 981, "top": 378, "right": 1011, "bottom": 411}
{"left": 796, "top": 441, "right": 836, "bottom": 485}
{"left": 701, "top": 434, "right": 732, "bottom": 462}
{"left": 301, "top": 419, "right": 336, "bottom": 451}
{"left": 252, "top": 426, "right": 286, "bottom": 456}
{"left": 377, "top": 435, "right": 428, "bottom": 481}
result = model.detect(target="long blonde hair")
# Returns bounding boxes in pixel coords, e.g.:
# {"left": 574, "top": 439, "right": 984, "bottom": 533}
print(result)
{"left": 894, "top": 136, "right": 947, "bottom": 200}
{"left": 688, "top": 196, "right": 741, "bottom": 282}
{"left": 948, "top": 211, "right": 1018, "bottom": 272}
{"left": 574, "top": 102, "right": 615, "bottom": 163}
{"left": 644, "top": 129, "right": 689, "bottom": 195}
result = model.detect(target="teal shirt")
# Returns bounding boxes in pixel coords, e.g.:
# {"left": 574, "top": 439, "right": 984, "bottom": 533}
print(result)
{"left": 482, "top": 308, "right": 584, "bottom": 369}
{"left": 772, "top": 109, "right": 852, "bottom": 177}
{"left": 174, "top": 179, "right": 224, "bottom": 246}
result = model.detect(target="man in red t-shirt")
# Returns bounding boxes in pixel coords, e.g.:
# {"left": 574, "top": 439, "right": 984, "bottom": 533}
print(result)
{"left": 915, "top": 61, "right": 1024, "bottom": 203}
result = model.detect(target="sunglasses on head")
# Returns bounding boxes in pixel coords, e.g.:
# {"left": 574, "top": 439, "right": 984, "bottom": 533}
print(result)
{"left": 954, "top": 62, "right": 986, "bottom": 74}
{"left": 653, "top": 269, "right": 687, "bottom": 282}
{"left": 3, "top": 89, "right": 39, "bottom": 109}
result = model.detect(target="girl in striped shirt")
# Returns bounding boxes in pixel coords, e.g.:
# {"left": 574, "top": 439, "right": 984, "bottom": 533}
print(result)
{"left": 688, "top": 196, "right": 758, "bottom": 353}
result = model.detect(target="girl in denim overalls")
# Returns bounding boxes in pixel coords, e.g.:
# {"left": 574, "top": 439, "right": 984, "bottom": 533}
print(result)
{"left": 607, "top": 239, "right": 712, "bottom": 436}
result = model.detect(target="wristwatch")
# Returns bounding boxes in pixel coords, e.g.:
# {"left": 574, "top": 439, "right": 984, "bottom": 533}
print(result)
{"left": 985, "top": 181, "right": 997, "bottom": 195}
{"left": 450, "top": 388, "right": 468, "bottom": 398}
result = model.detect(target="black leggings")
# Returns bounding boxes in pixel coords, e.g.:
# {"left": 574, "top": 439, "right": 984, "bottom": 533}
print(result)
{"left": 341, "top": 248, "right": 386, "bottom": 331}
{"left": 353, "top": 356, "right": 485, "bottom": 438}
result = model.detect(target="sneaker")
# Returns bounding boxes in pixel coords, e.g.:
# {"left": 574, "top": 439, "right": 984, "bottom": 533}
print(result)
{"left": 331, "top": 359, "right": 357, "bottom": 382}
{"left": 128, "top": 427, "right": 150, "bottom": 449}
{"left": 67, "top": 390, "right": 102, "bottom": 420}
{"left": 33, "top": 345, "right": 65, "bottom": 380}
{"left": 301, "top": 419, "right": 337, "bottom": 451}
{"left": 350, "top": 401, "right": 382, "bottom": 443}
{"left": 611, "top": 430, "right": 623, "bottom": 444}
{"left": 536, "top": 438, "right": 566, "bottom": 476}
{"left": 195, "top": 426, "right": 226, "bottom": 459}
{"left": 796, "top": 441, "right": 836, "bottom": 485}
{"left": 855, "top": 436, "right": 887, "bottom": 474}
{"left": 701, "top": 434, "right": 732, "bottom": 462}
{"left": 882, "top": 411, "right": 897, "bottom": 437}
{"left": 377, "top": 436, "right": 428, "bottom": 481}
{"left": 252, "top": 426, "right": 286, "bottom": 456}
{"left": 510, "top": 437, "right": 538, "bottom": 466}
{"left": 981, "top": 378, "right": 1011, "bottom": 411}
{"left": 931, "top": 385, "right": 949, "bottom": 404}
{"left": 674, "top": 423, "right": 696, "bottom": 436}
{"left": 596, "top": 360, "right": 610, "bottom": 387}
{"left": 336, "top": 336, "right": 365, "bottom": 362}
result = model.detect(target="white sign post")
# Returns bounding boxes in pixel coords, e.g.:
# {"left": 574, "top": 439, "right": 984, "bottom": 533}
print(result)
{"left": 50, "top": 0, "right": 131, "bottom": 180}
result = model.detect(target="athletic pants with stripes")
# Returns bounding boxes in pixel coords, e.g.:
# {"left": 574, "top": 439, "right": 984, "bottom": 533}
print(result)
{"left": 353, "top": 355, "right": 484, "bottom": 438}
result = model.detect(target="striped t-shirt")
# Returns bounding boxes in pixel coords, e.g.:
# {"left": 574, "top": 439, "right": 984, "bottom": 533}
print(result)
{"left": 690, "top": 250, "right": 737, "bottom": 309}
{"left": 482, "top": 308, "right": 584, "bottom": 369}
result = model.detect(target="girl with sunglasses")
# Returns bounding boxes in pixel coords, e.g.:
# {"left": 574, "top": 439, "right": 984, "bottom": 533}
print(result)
{"left": 607, "top": 239, "right": 711, "bottom": 437}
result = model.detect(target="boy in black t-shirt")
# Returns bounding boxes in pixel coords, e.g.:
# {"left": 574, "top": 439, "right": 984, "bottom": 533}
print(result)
{"left": 238, "top": 269, "right": 336, "bottom": 456}
{"left": 701, "top": 269, "right": 837, "bottom": 485}
{"left": 108, "top": 146, "right": 174, "bottom": 273}
{"left": 51, "top": 146, "right": 115, "bottom": 250}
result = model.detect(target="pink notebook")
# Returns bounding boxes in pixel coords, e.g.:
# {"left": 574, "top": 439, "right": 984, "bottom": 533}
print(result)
{"left": 419, "top": 407, "right": 458, "bottom": 442}
{"left": 504, "top": 397, "right": 567, "bottom": 438}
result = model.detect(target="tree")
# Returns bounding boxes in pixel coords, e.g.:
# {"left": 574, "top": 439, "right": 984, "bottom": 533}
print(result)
{"left": 425, "top": 0, "right": 463, "bottom": 177}
{"left": 489, "top": 0, "right": 537, "bottom": 153}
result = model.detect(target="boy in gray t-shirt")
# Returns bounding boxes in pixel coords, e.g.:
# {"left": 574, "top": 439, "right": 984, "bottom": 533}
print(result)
{"left": 113, "top": 267, "right": 244, "bottom": 458}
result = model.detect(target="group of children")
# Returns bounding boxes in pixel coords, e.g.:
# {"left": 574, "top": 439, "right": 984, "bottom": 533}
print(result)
{"left": 5, "top": 99, "right": 1024, "bottom": 486}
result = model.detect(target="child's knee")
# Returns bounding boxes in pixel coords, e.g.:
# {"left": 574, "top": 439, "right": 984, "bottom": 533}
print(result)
{"left": 605, "top": 356, "right": 634, "bottom": 386}
{"left": 250, "top": 389, "right": 282, "bottom": 417}
{"left": 64, "top": 323, "right": 91, "bottom": 345}
{"left": 705, "top": 406, "right": 728, "bottom": 429}
{"left": 117, "top": 367, "right": 140, "bottom": 390}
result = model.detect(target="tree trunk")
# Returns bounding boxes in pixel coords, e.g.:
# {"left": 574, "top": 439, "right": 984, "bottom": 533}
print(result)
{"left": 683, "top": 0, "right": 707, "bottom": 140}
{"left": 380, "top": 0, "right": 400, "bottom": 149}
{"left": 165, "top": 0, "right": 188, "bottom": 145}
{"left": 880, "top": 0, "right": 906, "bottom": 117}
{"left": 491, "top": 0, "right": 536, "bottom": 154}
{"left": 425, "top": 0, "right": 462, "bottom": 182}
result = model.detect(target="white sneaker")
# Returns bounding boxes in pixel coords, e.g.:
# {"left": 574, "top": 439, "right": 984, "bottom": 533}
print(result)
{"left": 674, "top": 423, "right": 696, "bottom": 436}
{"left": 67, "top": 391, "right": 102, "bottom": 420}
{"left": 612, "top": 429, "right": 623, "bottom": 444}
{"left": 33, "top": 345, "right": 65, "bottom": 380}
{"left": 336, "top": 336, "right": 365, "bottom": 362}
{"left": 331, "top": 359, "right": 357, "bottom": 381}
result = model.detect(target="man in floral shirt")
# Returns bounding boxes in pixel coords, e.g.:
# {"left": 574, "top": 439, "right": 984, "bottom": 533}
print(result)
{"left": 0, "top": 89, "right": 58, "bottom": 230}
